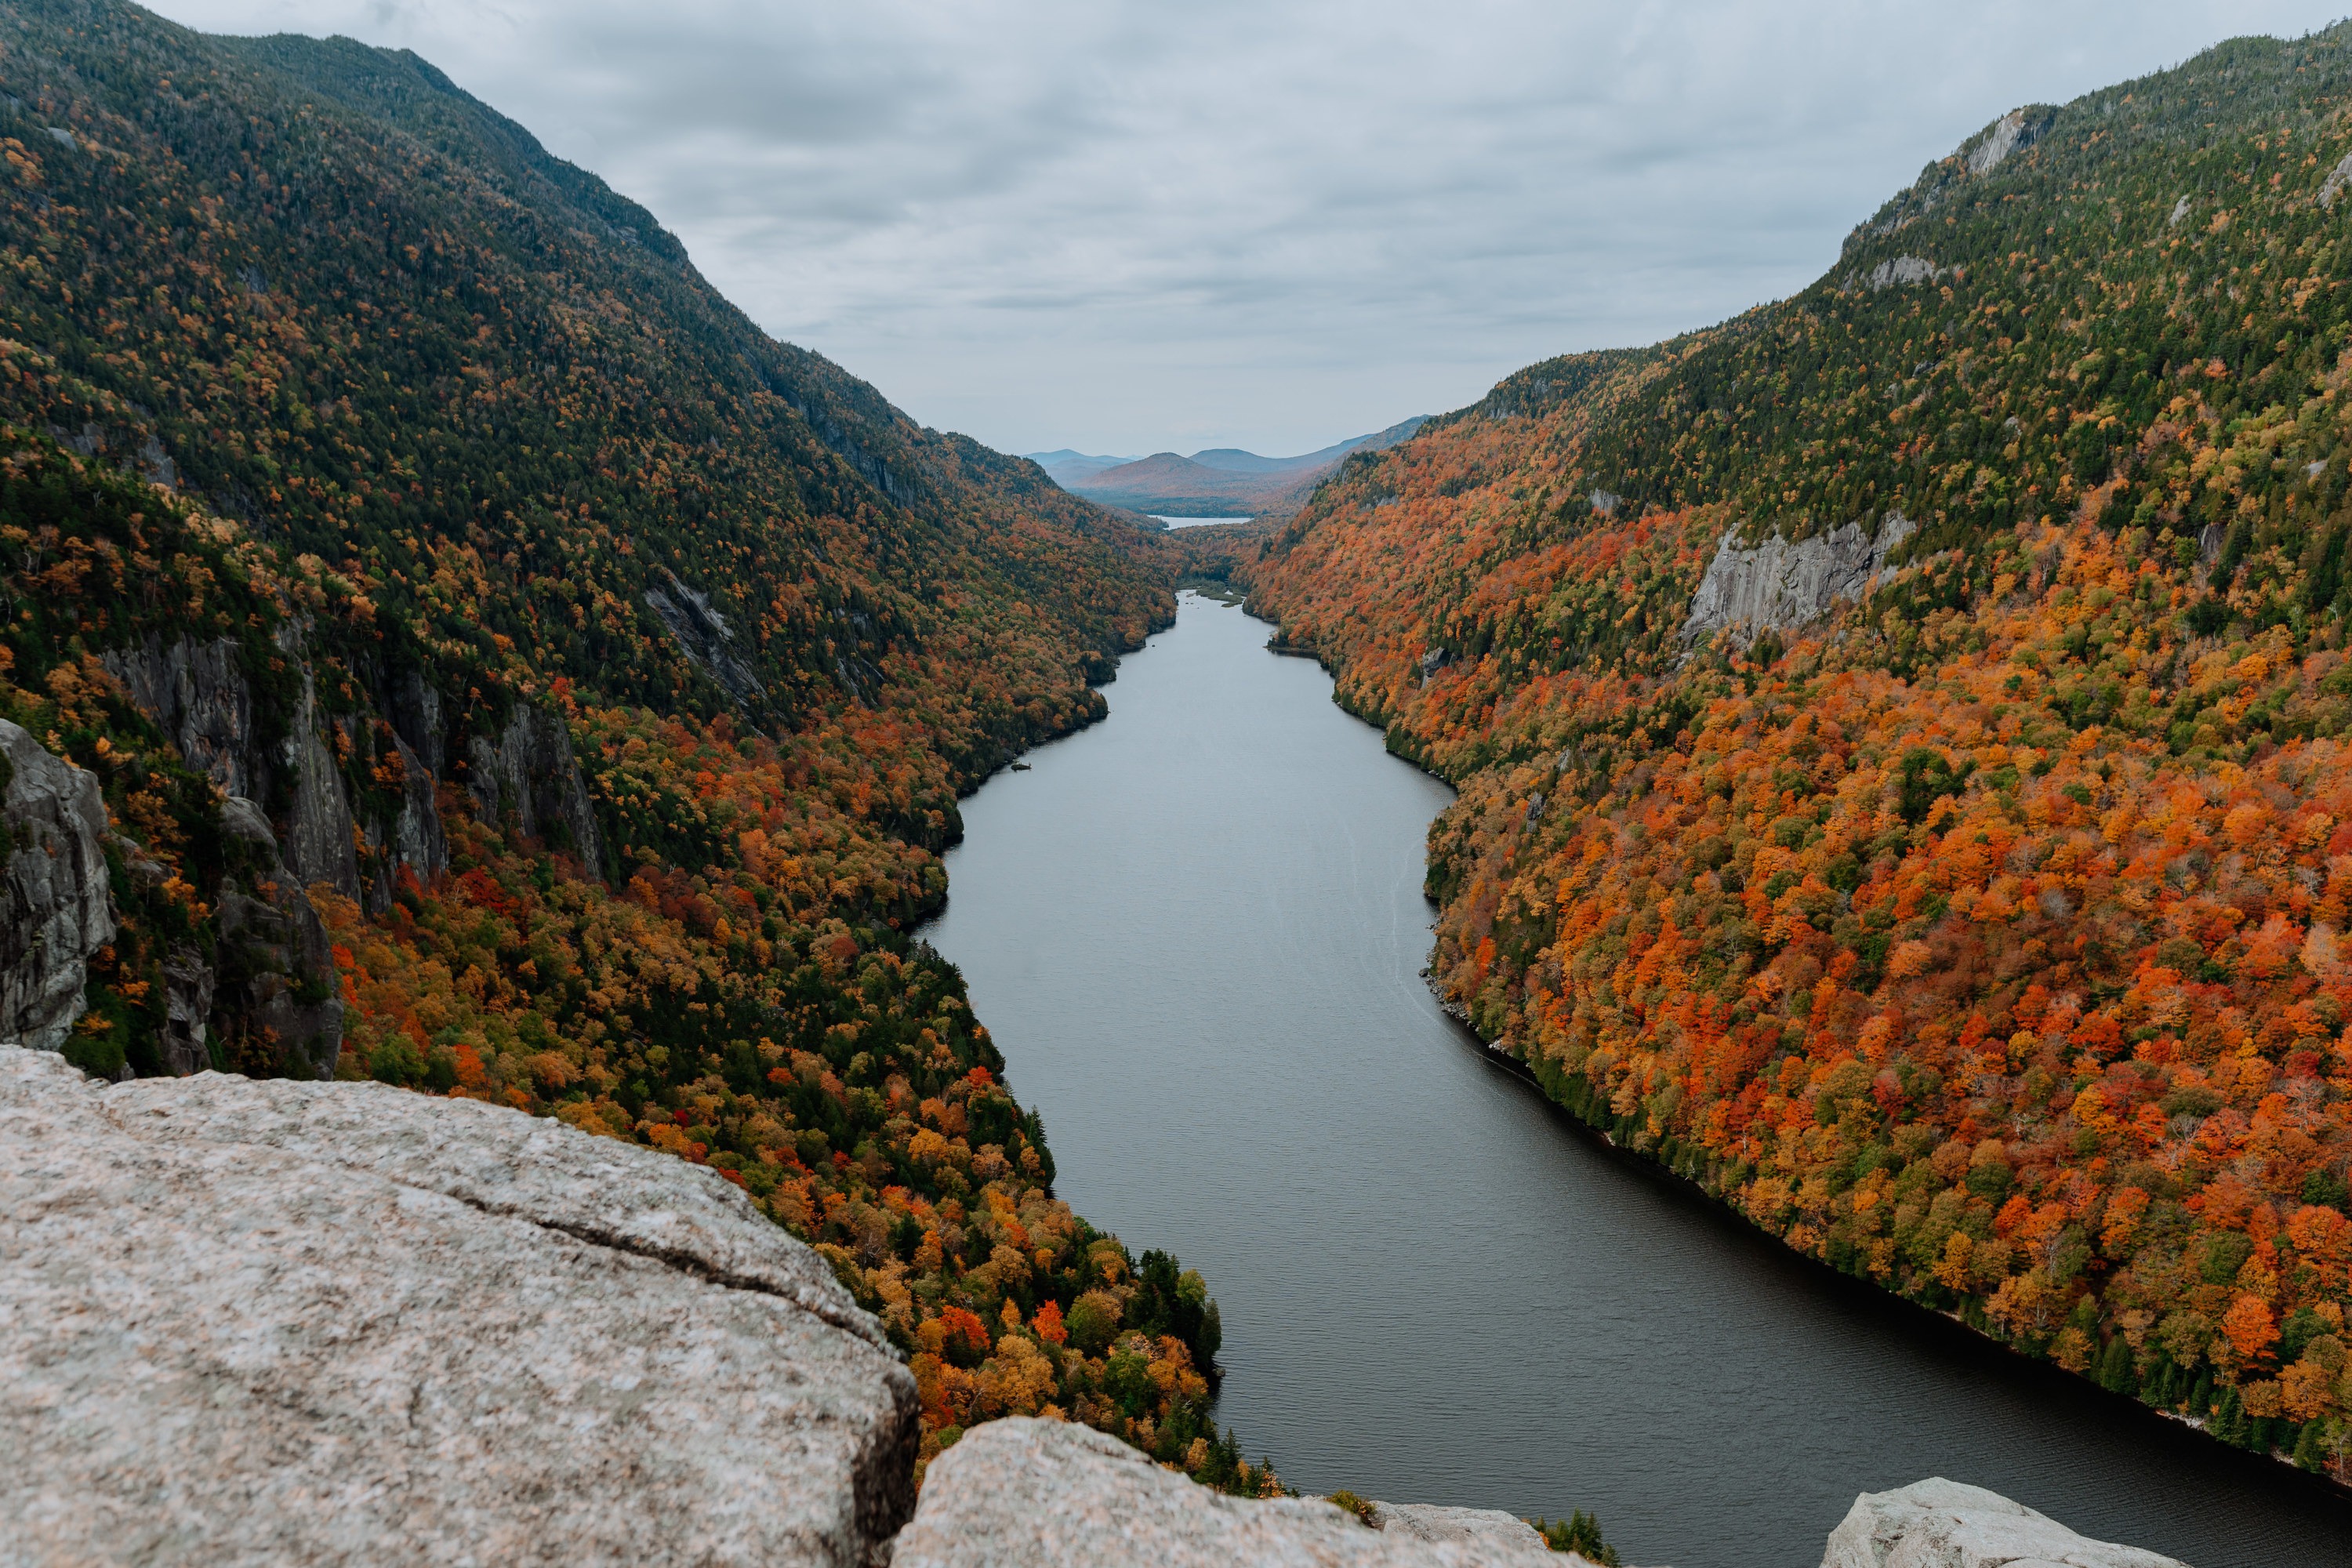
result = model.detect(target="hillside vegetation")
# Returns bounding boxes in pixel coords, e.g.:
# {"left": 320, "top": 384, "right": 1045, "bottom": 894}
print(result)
{"left": 1249, "top": 26, "right": 2352, "bottom": 1477}
{"left": 0, "top": 0, "right": 1283, "bottom": 1491}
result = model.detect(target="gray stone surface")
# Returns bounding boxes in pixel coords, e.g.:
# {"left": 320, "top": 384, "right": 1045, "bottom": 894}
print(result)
{"left": 101, "top": 633, "right": 257, "bottom": 798}
{"left": 2321, "top": 152, "right": 2352, "bottom": 210}
{"left": 466, "top": 702, "right": 607, "bottom": 877}
{"left": 645, "top": 569, "right": 765, "bottom": 708}
{"left": 894, "top": 1419, "right": 1552, "bottom": 1568}
{"left": 276, "top": 625, "right": 364, "bottom": 904}
{"left": 1967, "top": 109, "right": 2034, "bottom": 176}
{"left": 0, "top": 719, "right": 115, "bottom": 1051}
{"left": 212, "top": 793, "right": 343, "bottom": 1079}
{"left": 1819, "top": 1477, "right": 2186, "bottom": 1568}
{"left": 1679, "top": 512, "right": 1917, "bottom": 647}
{"left": 1866, "top": 256, "right": 1944, "bottom": 291}
{"left": 1366, "top": 1502, "right": 1555, "bottom": 1562}
{"left": 0, "top": 1047, "right": 916, "bottom": 1565}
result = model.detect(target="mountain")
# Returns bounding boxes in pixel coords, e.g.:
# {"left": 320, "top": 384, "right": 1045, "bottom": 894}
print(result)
{"left": 0, "top": 0, "right": 1280, "bottom": 1495}
{"left": 1065, "top": 417, "right": 1430, "bottom": 517}
{"left": 1022, "top": 448, "right": 1143, "bottom": 486}
{"left": 1243, "top": 28, "right": 2352, "bottom": 1471}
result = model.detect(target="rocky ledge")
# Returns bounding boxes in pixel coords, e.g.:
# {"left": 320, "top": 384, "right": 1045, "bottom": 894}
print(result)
{"left": 1, "top": 1047, "right": 2191, "bottom": 1567}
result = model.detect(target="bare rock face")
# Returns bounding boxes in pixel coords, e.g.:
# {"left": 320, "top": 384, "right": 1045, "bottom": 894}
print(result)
{"left": 1966, "top": 108, "right": 2040, "bottom": 176}
{"left": 211, "top": 795, "right": 343, "bottom": 1079}
{"left": 0, "top": 1047, "right": 917, "bottom": 1565}
{"left": 1820, "top": 1478, "right": 2186, "bottom": 1568}
{"left": 0, "top": 719, "right": 115, "bottom": 1051}
{"left": 1679, "top": 512, "right": 1916, "bottom": 647}
{"left": 893, "top": 1419, "right": 1552, "bottom": 1568}
{"left": 645, "top": 570, "right": 765, "bottom": 707}
{"left": 275, "top": 627, "right": 365, "bottom": 904}
{"left": 100, "top": 633, "right": 258, "bottom": 797}
{"left": 466, "top": 702, "right": 606, "bottom": 877}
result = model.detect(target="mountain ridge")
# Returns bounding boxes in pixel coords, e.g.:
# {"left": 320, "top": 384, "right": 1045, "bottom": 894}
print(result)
{"left": 1066, "top": 416, "right": 1429, "bottom": 517}
{"left": 1241, "top": 21, "right": 2352, "bottom": 1480}
{"left": 0, "top": 0, "right": 1287, "bottom": 1500}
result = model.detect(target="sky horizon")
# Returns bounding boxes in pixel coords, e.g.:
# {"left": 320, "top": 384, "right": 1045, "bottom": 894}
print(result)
{"left": 146, "top": 1, "right": 2352, "bottom": 458}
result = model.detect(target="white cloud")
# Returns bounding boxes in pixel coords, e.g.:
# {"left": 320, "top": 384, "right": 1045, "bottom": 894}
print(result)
{"left": 147, "top": 0, "right": 2352, "bottom": 455}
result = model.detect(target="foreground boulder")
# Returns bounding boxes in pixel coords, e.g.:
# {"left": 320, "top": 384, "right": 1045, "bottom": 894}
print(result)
{"left": 0, "top": 1048, "right": 916, "bottom": 1565}
{"left": 891, "top": 1418, "right": 1555, "bottom": 1567}
{"left": 1821, "top": 1478, "right": 2187, "bottom": 1568}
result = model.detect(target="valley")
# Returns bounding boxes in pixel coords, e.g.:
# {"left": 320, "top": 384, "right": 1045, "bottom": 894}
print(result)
{"left": 3, "top": 2, "right": 2351, "bottom": 1562}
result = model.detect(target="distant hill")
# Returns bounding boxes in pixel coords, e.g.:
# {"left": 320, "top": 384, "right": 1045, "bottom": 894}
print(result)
{"left": 1023, "top": 449, "right": 1145, "bottom": 487}
{"left": 1063, "top": 417, "right": 1428, "bottom": 517}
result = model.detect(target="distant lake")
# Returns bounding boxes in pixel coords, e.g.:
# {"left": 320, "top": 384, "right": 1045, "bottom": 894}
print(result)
{"left": 1149, "top": 514, "right": 1253, "bottom": 528}
{"left": 922, "top": 593, "right": 2351, "bottom": 1568}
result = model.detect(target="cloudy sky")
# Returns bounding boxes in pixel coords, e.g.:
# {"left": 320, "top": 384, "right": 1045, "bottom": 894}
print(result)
{"left": 148, "top": 1, "right": 2350, "bottom": 458}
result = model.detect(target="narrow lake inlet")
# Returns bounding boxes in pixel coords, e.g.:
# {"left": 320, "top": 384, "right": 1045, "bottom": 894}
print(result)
{"left": 921, "top": 592, "right": 2350, "bottom": 1568}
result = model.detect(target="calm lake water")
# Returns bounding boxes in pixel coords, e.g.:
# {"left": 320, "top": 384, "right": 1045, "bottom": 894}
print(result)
{"left": 920, "top": 593, "right": 2352, "bottom": 1568}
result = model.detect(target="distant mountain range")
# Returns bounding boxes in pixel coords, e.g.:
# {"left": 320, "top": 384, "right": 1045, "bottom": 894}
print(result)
{"left": 1024, "top": 417, "right": 1428, "bottom": 517}
{"left": 1021, "top": 449, "right": 1144, "bottom": 485}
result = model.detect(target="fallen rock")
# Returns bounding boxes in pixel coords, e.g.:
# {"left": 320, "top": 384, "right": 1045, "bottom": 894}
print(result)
{"left": 892, "top": 1418, "right": 1553, "bottom": 1567}
{"left": 0, "top": 1047, "right": 917, "bottom": 1565}
{"left": 1819, "top": 1476, "right": 2186, "bottom": 1568}
{"left": 0, "top": 719, "right": 115, "bottom": 1051}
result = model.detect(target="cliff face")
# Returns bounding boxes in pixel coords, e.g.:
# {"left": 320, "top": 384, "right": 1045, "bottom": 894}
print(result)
{"left": 82, "top": 612, "right": 604, "bottom": 1080}
{"left": 1678, "top": 512, "right": 1916, "bottom": 647}
{"left": 0, "top": 720, "right": 114, "bottom": 1052}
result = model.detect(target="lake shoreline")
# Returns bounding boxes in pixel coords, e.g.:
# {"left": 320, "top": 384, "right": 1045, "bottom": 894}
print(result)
{"left": 923, "top": 593, "right": 2352, "bottom": 1566}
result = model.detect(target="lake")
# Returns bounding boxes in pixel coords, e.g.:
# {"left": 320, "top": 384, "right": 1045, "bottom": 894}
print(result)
{"left": 920, "top": 592, "right": 2351, "bottom": 1567}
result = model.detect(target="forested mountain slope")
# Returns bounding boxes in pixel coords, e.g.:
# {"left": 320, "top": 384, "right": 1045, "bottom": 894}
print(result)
{"left": 0, "top": 0, "right": 1276, "bottom": 1490}
{"left": 1249, "top": 26, "right": 2352, "bottom": 1477}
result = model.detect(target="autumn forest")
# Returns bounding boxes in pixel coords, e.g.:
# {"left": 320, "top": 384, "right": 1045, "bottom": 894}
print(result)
{"left": 13, "top": 0, "right": 2352, "bottom": 1524}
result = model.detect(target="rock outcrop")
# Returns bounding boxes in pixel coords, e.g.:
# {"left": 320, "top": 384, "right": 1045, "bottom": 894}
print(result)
{"left": 645, "top": 570, "right": 765, "bottom": 707}
{"left": 1864, "top": 256, "right": 1944, "bottom": 291}
{"left": 103, "top": 629, "right": 452, "bottom": 911}
{"left": 892, "top": 1419, "right": 1553, "bottom": 1568}
{"left": 100, "top": 633, "right": 258, "bottom": 798}
{"left": 1820, "top": 1478, "right": 2186, "bottom": 1568}
{"left": 0, "top": 1047, "right": 917, "bottom": 1565}
{"left": 0, "top": 718, "right": 115, "bottom": 1051}
{"left": 1966, "top": 107, "right": 2044, "bottom": 176}
{"left": 209, "top": 795, "right": 343, "bottom": 1080}
{"left": 464, "top": 702, "right": 606, "bottom": 877}
{"left": 277, "top": 635, "right": 364, "bottom": 904}
{"left": 1679, "top": 512, "right": 1917, "bottom": 647}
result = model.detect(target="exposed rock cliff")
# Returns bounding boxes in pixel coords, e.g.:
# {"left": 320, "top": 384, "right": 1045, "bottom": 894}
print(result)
{"left": 465, "top": 702, "right": 606, "bottom": 878}
{"left": 100, "top": 633, "right": 258, "bottom": 797}
{"left": 276, "top": 628, "right": 364, "bottom": 904}
{"left": 0, "top": 1047, "right": 916, "bottom": 1565}
{"left": 0, "top": 720, "right": 114, "bottom": 1051}
{"left": 1821, "top": 1478, "right": 2185, "bottom": 1568}
{"left": 1679, "top": 512, "right": 1917, "bottom": 647}
{"left": 211, "top": 795, "right": 343, "bottom": 1080}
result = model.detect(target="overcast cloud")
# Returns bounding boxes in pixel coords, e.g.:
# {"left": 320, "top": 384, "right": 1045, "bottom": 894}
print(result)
{"left": 143, "top": 1, "right": 2352, "bottom": 456}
